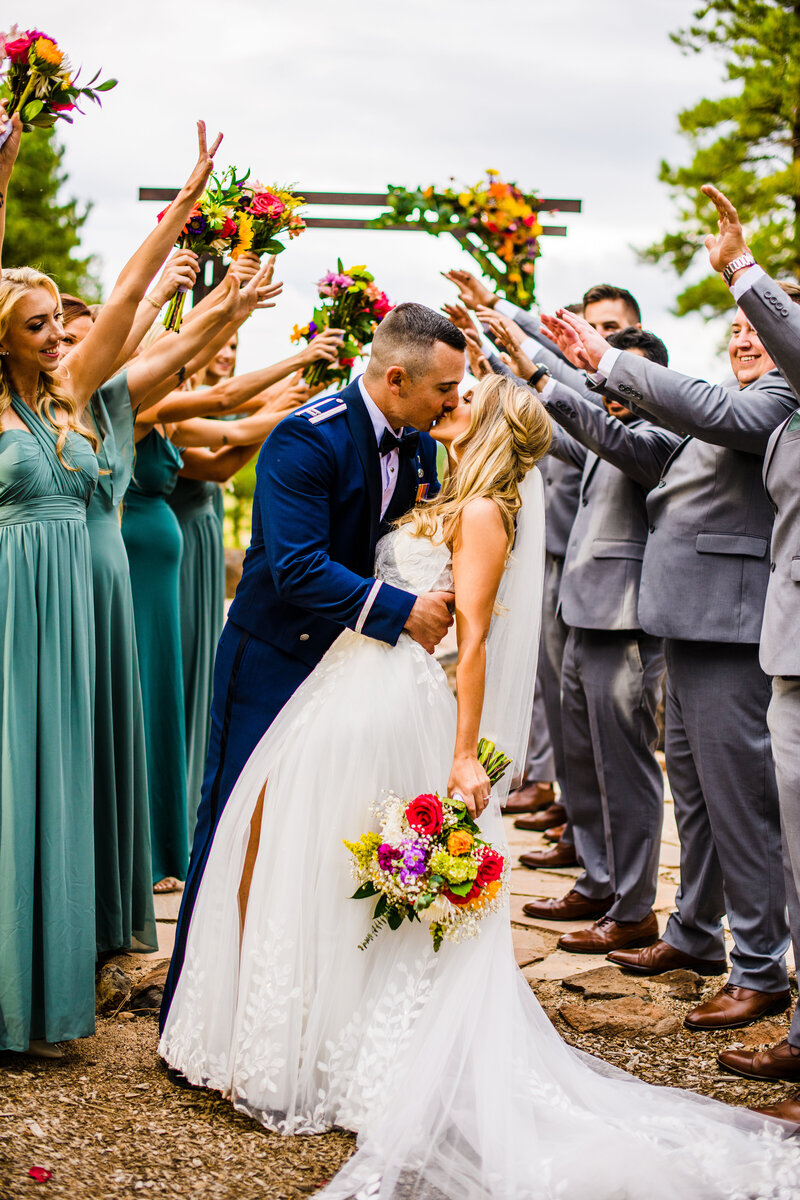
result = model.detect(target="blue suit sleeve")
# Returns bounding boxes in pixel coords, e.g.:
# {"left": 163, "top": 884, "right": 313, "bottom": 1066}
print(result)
{"left": 260, "top": 417, "right": 416, "bottom": 644}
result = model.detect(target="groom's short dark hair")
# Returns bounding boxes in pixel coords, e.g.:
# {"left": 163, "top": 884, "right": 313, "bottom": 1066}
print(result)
{"left": 370, "top": 303, "right": 466, "bottom": 378}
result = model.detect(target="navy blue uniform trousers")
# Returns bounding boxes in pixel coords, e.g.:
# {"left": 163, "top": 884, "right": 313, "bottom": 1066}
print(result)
{"left": 160, "top": 621, "right": 310, "bottom": 1028}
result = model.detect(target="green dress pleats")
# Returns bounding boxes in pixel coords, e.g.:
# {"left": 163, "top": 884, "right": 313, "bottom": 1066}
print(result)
{"left": 168, "top": 478, "right": 225, "bottom": 839}
{"left": 0, "top": 397, "right": 98, "bottom": 1050}
{"left": 87, "top": 374, "right": 156, "bottom": 953}
{"left": 121, "top": 430, "right": 188, "bottom": 883}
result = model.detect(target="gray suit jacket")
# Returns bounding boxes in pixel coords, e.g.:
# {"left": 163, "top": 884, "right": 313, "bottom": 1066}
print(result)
{"left": 738, "top": 269, "right": 800, "bottom": 404}
{"left": 541, "top": 454, "right": 582, "bottom": 559}
{"left": 597, "top": 360, "right": 794, "bottom": 643}
{"left": 545, "top": 388, "right": 668, "bottom": 632}
{"left": 761, "top": 416, "right": 800, "bottom": 674}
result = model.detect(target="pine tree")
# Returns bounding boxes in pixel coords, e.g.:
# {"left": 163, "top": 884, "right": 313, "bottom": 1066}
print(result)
{"left": 643, "top": 0, "right": 800, "bottom": 319}
{"left": 3, "top": 125, "right": 102, "bottom": 301}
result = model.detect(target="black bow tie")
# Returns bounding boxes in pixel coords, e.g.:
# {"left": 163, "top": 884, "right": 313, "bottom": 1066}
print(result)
{"left": 379, "top": 428, "right": 419, "bottom": 459}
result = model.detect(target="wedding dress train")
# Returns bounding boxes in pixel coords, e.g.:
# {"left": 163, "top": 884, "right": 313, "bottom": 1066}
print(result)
{"left": 161, "top": 473, "right": 799, "bottom": 1199}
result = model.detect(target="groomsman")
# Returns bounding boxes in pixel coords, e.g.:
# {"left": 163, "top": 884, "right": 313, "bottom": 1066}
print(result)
{"left": 492, "top": 326, "right": 675, "bottom": 952}
{"left": 679, "top": 186, "right": 800, "bottom": 1121}
{"left": 544, "top": 297, "right": 794, "bottom": 1031}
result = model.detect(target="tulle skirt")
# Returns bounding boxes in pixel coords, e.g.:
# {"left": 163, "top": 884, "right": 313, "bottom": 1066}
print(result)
{"left": 160, "top": 629, "right": 800, "bottom": 1200}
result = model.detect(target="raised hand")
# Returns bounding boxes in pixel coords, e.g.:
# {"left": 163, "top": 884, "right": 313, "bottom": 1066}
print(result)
{"left": 539, "top": 313, "right": 591, "bottom": 368}
{"left": 296, "top": 328, "right": 345, "bottom": 367}
{"left": 218, "top": 260, "right": 283, "bottom": 324}
{"left": 701, "top": 184, "right": 752, "bottom": 276}
{"left": 464, "top": 329, "right": 491, "bottom": 380}
{"left": 151, "top": 249, "right": 200, "bottom": 306}
{"left": 182, "top": 120, "right": 224, "bottom": 205}
{"left": 476, "top": 307, "right": 526, "bottom": 349}
{"left": 229, "top": 250, "right": 265, "bottom": 286}
{"left": 542, "top": 310, "right": 609, "bottom": 372}
{"left": 441, "top": 302, "right": 479, "bottom": 335}
{"left": 442, "top": 268, "right": 498, "bottom": 311}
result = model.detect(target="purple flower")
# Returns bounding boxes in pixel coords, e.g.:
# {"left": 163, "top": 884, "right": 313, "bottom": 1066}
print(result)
{"left": 187, "top": 213, "right": 208, "bottom": 235}
{"left": 397, "top": 839, "right": 428, "bottom": 885}
{"left": 377, "top": 844, "right": 402, "bottom": 872}
{"left": 307, "top": 320, "right": 318, "bottom": 339}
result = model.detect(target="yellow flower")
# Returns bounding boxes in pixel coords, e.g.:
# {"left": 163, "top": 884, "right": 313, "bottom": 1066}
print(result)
{"left": 447, "top": 830, "right": 474, "bottom": 856}
{"left": 458, "top": 192, "right": 472, "bottom": 208}
{"left": 231, "top": 211, "right": 254, "bottom": 259}
{"left": 290, "top": 323, "right": 309, "bottom": 345}
{"left": 486, "top": 168, "right": 500, "bottom": 177}
{"left": 423, "top": 185, "right": 435, "bottom": 200}
{"left": 33, "top": 38, "right": 63, "bottom": 66}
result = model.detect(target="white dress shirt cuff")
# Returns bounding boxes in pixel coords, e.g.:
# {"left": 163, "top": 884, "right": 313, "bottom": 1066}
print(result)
{"left": 595, "top": 347, "right": 622, "bottom": 381}
{"left": 540, "top": 377, "right": 557, "bottom": 399}
{"left": 521, "top": 337, "right": 540, "bottom": 359}
{"left": 495, "top": 299, "right": 521, "bottom": 320}
{"left": 730, "top": 264, "right": 766, "bottom": 301}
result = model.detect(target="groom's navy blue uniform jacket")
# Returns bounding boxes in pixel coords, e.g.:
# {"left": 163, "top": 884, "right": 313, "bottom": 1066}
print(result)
{"left": 161, "top": 377, "right": 440, "bottom": 1027}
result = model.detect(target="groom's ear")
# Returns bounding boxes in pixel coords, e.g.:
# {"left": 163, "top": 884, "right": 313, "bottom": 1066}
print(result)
{"left": 386, "top": 365, "right": 407, "bottom": 393}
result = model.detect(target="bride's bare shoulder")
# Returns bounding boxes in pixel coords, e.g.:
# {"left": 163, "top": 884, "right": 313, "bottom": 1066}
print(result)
{"left": 453, "top": 497, "right": 507, "bottom": 552}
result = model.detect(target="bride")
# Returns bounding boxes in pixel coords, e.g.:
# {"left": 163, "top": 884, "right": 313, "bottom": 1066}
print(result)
{"left": 160, "top": 374, "right": 799, "bottom": 1199}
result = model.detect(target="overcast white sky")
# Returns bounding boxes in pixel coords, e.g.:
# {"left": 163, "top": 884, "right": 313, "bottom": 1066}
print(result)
{"left": 19, "top": 0, "right": 734, "bottom": 379}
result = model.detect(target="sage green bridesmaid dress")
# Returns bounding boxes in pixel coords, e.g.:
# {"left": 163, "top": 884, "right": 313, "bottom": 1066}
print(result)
{"left": 86, "top": 373, "right": 157, "bottom": 952}
{"left": 0, "top": 396, "right": 98, "bottom": 1050}
{"left": 168, "top": 477, "right": 225, "bottom": 839}
{"left": 121, "top": 430, "right": 189, "bottom": 884}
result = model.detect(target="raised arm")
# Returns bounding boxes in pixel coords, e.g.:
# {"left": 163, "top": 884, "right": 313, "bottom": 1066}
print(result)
{"left": 61, "top": 121, "right": 223, "bottom": 409}
{"left": 0, "top": 102, "right": 22, "bottom": 273}
{"left": 448, "top": 498, "right": 508, "bottom": 817}
{"left": 477, "top": 307, "right": 598, "bottom": 401}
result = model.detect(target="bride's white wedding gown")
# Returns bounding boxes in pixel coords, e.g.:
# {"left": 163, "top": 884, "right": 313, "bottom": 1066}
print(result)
{"left": 161, "top": 473, "right": 799, "bottom": 1199}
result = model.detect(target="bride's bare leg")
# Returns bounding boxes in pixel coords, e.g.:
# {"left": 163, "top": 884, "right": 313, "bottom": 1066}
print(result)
{"left": 238, "top": 783, "right": 266, "bottom": 936}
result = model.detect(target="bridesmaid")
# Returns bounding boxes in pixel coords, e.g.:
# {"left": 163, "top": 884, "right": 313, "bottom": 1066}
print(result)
{"left": 0, "top": 110, "right": 221, "bottom": 1055}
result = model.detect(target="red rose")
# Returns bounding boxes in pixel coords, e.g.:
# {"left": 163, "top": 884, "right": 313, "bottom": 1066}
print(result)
{"left": 219, "top": 216, "right": 238, "bottom": 240}
{"left": 443, "top": 883, "right": 482, "bottom": 907}
{"left": 249, "top": 191, "right": 285, "bottom": 219}
{"left": 405, "top": 793, "right": 443, "bottom": 837}
{"left": 476, "top": 849, "right": 504, "bottom": 887}
{"left": 4, "top": 33, "right": 36, "bottom": 63}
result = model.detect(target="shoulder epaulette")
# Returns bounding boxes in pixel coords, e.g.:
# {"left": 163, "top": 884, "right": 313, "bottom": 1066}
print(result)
{"left": 296, "top": 396, "right": 348, "bottom": 425}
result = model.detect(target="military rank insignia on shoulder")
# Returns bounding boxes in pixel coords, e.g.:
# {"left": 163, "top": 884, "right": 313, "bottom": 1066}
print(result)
{"left": 297, "top": 396, "right": 349, "bottom": 425}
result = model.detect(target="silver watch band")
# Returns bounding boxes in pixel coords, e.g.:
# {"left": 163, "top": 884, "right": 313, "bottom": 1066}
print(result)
{"left": 722, "top": 253, "right": 756, "bottom": 287}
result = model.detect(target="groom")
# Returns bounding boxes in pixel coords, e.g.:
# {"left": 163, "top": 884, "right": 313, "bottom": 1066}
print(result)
{"left": 161, "top": 303, "right": 466, "bottom": 1026}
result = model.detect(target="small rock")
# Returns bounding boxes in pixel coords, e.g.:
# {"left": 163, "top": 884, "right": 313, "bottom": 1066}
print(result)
{"left": 559, "top": 996, "right": 680, "bottom": 1037}
{"left": 648, "top": 969, "right": 703, "bottom": 1001}
{"left": 128, "top": 964, "right": 169, "bottom": 1013}
{"left": 561, "top": 966, "right": 647, "bottom": 1000}
{"left": 96, "top": 963, "right": 133, "bottom": 1015}
{"left": 728, "top": 1020, "right": 791, "bottom": 1050}
{"left": 513, "top": 927, "right": 559, "bottom": 967}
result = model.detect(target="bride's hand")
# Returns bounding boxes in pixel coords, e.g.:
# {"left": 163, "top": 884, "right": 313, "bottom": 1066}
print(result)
{"left": 448, "top": 754, "right": 491, "bottom": 819}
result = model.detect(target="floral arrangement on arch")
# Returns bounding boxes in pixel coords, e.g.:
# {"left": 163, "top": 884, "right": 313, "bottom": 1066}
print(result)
{"left": 290, "top": 261, "right": 392, "bottom": 390}
{"left": 157, "top": 170, "right": 307, "bottom": 331}
{"left": 0, "top": 26, "right": 116, "bottom": 146}
{"left": 344, "top": 740, "right": 512, "bottom": 952}
{"left": 373, "top": 170, "right": 543, "bottom": 308}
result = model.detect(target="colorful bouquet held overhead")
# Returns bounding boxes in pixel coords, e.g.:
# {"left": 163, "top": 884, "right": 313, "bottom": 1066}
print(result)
{"left": 344, "top": 777, "right": 510, "bottom": 953}
{"left": 232, "top": 181, "right": 306, "bottom": 258}
{"left": 0, "top": 26, "right": 116, "bottom": 148}
{"left": 290, "top": 261, "right": 392, "bottom": 391}
{"left": 373, "top": 171, "right": 543, "bottom": 308}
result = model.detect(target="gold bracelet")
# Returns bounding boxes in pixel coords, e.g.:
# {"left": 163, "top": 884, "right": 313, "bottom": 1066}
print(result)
{"left": 144, "top": 294, "right": 162, "bottom": 310}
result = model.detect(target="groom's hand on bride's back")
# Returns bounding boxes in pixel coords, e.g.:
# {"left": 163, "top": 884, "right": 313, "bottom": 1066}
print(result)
{"left": 404, "top": 591, "right": 455, "bottom": 655}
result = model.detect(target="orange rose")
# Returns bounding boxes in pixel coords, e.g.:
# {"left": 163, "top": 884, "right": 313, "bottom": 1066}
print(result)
{"left": 447, "top": 830, "right": 474, "bottom": 856}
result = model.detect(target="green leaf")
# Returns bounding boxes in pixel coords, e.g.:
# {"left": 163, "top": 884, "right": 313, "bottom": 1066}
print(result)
{"left": 94, "top": 79, "right": 118, "bottom": 92}
{"left": 260, "top": 238, "right": 285, "bottom": 254}
{"left": 387, "top": 907, "right": 403, "bottom": 931}
{"left": 446, "top": 879, "right": 474, "bottom": 896}
{"left": 374, "top": 894, "right": 388, "bottom": 919}
{"left": 22, "top": 100, "right": 44, "bottom": 120}
{"left": 415, "top": 893, "right": 435, "bottom": 911}
{"left": 351, "top": 882, "right": 377, "bottom": 901}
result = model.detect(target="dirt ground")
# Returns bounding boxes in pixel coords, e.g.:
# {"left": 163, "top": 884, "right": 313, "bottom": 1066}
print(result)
{"left": 2, "top": 792, "right": 797, "bottom": 1199}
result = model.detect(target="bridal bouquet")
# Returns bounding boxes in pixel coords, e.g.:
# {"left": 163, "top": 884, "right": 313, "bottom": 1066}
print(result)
{"left": 291, "top": 261, "right": 392, "bottom": 390}
{"left": 232, "top": 181, "right": 306, "bottom": 258}
{"left": 157, "top": 167, "right": 246, "bottom": 332}
{"left": 0, "top": 26, "right": 116, "bottom": 147}
{"left": 345, "top": 760, "right": 510, "bottom": 952}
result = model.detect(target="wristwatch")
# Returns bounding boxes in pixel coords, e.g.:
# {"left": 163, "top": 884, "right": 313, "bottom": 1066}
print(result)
{"left": 527, "top": 363, "right": 551, "bottom": 389}
{"left": 722, "top": 253, "right": 756, "bottom": 287}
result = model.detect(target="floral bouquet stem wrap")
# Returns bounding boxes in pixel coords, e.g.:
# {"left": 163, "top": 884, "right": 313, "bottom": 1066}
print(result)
{"left": 0, "top": 26, "right": 116, "bottom": 148}
{"left": 345, "top": 786, "right": 509, "bottom": 953}
{"left": 291, "top": 260, "right": 392, "bottom": 391}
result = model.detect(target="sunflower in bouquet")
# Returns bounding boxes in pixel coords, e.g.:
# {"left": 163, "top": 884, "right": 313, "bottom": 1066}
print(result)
{"left": 0, "top": 26, "right": 116, "bottom": 145}
{"left": 290, "top": 261, "right": 393, "bottom": 391}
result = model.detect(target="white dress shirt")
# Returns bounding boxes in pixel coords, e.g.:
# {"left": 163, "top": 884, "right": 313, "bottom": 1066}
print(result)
{"left": 358, "top": 375, "right": 401, "bottom": 519}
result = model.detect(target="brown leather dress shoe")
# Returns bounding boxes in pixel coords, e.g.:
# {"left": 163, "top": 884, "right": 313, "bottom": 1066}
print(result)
{"left": 684, "top": 983, "right": 791, "bottom": 1031}
{"left": 501, "top": 782, "right": 556, "bottom": 815}
{"left": 518, "top": 842, "right": 578, "bottom": 870}
{"left": 543, "top": 823, "right": 567, "bottom": 844}
{"left": 750, "top": 1091, "right": 800, "bottom": 1125}
{"left": 517, "top": 803, "right": 567, "bottom": 832}
{"left": 607, "top": 939, "right": 728, "bottom": 976}
{"left": 558, "top": 911, "right": 659, "bottom": 955}
{"left": 522, "top": 888, "right": 614, "bottom": 922}
{"left": 718, "top": 1039, "right": 800, "bottom": 1082}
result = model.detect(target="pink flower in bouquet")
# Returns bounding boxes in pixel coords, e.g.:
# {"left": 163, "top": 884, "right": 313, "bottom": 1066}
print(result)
{"left": 219, "top": 216, "right": 238, "bottom": 240}
{"left": 372, "top": 292, "right": 392, "bottom": 319}
{"left": 476, "top": 849, "right": 504, "bottom": 887}
{"left": 249, "top": 191, "right": 285, "bottom": 219}
{"left": 51, "top": 99, "right": 76, "bottom": 112}
{"left": 405, "top": 794, "right": 443, "bottom": 837}
{"left": 4, "top": 29, "right": 48, "bottom": 63}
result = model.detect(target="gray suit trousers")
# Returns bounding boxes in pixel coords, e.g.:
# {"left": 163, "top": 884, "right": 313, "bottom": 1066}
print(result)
{"left": 767, "top": 676, "right": 800, "bottom": 1043}
{"left": 539, "top": 553, "right": 571, "bottom": 833}
{"left": 561, "top": 628, "right": 665, "bottom": 921}
{"left": 525, "top": 669, "right": 556, "bottom": 783}
{"left": 663, "top": 641, "right": 789, "bottom": 991}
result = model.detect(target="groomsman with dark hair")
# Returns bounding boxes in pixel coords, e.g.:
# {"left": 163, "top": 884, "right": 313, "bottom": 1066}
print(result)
{"left": 487, "top": 323, "right": 674, "bottom": 952}
{"left": 542, "top": 291, "right": 794, "bottom": 1031}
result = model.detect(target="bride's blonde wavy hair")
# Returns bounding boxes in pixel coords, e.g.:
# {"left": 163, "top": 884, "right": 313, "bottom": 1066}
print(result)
{"left": 0, "top": 267, "right": 99, "bottom": 468}
{"left": 400, "top": 373, "right": 552, "bottom": 549}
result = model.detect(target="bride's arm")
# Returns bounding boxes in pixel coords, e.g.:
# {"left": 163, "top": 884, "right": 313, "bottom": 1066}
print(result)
{"left": 448, "top": 498, "right": 509, "bottom": 817}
